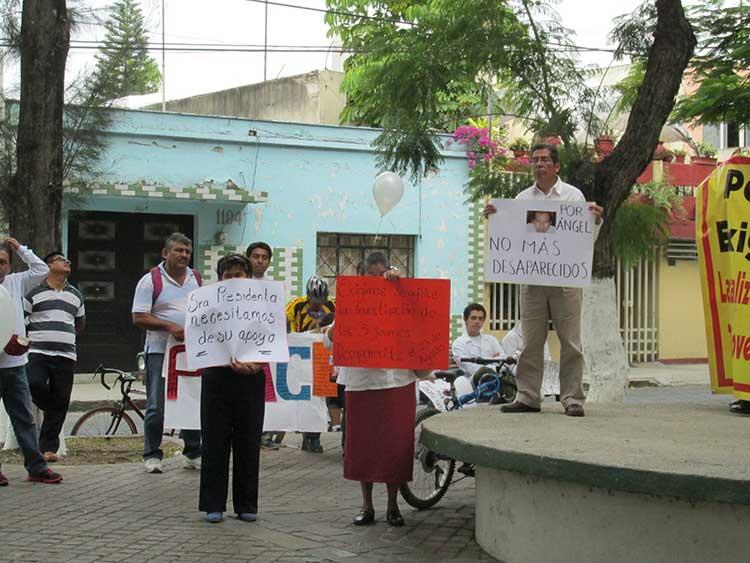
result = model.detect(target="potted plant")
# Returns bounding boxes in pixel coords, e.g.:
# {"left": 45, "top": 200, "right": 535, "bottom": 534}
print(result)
{"left": 594, "top": 134, "right": 615, "bottom": 156}
{"left": 692, "top": 142, "right": 717, "bottom": 165}
{"left": 509, "top": 137, "right": 530, "bottom": 158}
{"left": 673, "top": 148, "right": 687, "bottom": 164}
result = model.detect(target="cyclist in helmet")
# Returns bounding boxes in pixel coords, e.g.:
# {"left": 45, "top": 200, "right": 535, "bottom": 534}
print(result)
{"left": 285, "top": 276, "right": 336, "bottom": 453}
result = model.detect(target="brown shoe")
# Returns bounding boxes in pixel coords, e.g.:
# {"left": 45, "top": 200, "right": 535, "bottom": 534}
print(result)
{"left": 565, "top": 404, "right": 585, "bottom": 417}
{"left": 500, "top": 401, "right": 541, "bottom": 413}
{"left": 43, "top": 452, "right": 59, "bottom": 463}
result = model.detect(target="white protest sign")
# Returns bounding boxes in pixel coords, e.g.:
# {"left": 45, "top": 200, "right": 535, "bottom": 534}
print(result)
{"left": 485, "top": 199, "right": 595, "bottom": 287}
{"left": 264, "top": 333, "right": 328, "bottom": 433}
{"left": 184, "top": 278, "right": 289, "bottom": 370}
{"left": 163, "top": 337, "right": 202, "bottom": 430}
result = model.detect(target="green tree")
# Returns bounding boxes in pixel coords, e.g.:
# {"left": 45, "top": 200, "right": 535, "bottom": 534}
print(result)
{"left": 325, "top": 0, "right": 596, "bottom": 179}
{"left": 93, "top": 0, "right": 161, "bottom": 99}
{"left": 673, "top": 1, "right": 750, "bottom": 126}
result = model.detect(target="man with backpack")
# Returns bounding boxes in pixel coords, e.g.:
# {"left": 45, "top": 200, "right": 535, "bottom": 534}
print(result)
{"left": 132, "top": 233, "right": 203, "bottom": 474}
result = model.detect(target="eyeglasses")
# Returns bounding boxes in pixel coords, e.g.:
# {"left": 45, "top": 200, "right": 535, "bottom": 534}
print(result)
{"left": 49, "top": 256, "right": 71, "bottom": 264}
{"left": 530, "top": 157, "right": 554, "bottom": 164}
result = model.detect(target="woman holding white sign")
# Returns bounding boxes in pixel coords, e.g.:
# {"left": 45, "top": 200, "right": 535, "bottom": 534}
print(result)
{"left": 199, "top": 254, "right": 267, "bottom": 524}
{"left": 324, "top": 251, "right": 433, "bottom": 528}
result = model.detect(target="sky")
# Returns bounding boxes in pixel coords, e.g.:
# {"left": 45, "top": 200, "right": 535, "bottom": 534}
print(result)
{"left": 1, "top": 0, "right": 647, "bottom": 101}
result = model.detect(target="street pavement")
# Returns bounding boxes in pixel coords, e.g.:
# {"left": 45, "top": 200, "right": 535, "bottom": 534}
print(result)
{"left": 0, "top": 432, "right": 490, "bottom": 563}
{"left": 0, "top": 363, "right": 737, "bottom": 563}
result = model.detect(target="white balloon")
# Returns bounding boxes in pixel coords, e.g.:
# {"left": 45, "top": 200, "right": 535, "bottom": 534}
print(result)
{"left": 0, "top": 285, "right": 15, "bottom": 350}
{"left": 372, "top": 171, "right": 404, "bottom": 217}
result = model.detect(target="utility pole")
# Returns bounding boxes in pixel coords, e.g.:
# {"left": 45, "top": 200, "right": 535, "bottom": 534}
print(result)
{"left": 263, "top": 0, "right": 268, "bottom": 81}
{"left": 161, "top": 0, "right": 166, "bottom": 111}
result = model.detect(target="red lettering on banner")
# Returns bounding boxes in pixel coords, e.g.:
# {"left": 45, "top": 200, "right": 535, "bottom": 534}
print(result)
{"left": 167, "top": 344, "right": 202, "bottom": 400}
{"left": 333, "top": 276, "right": 450, "bottom": 370}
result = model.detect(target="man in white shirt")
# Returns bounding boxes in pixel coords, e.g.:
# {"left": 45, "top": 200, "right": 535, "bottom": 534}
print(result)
{"left": 132, "top": 233, "right": 202, "bottom": 473}
{"left": 0, "top": 237, "right": 62, "bottom": 485}
{"left": 451, "top": 303, "right": 504, "bottom": 379}
{"left": 485, "top": 143, "right": 603, "bottom": 417}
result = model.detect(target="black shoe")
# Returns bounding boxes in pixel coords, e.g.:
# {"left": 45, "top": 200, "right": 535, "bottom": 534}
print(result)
{"left": 564, "top": 404, "right": 585, "bottom": 417}
{"left": 457, "top": 463, "right": 475, "bottom": 477}
{"left": 500, "top": 401, "right": 541, "bottom": 413}
{"left": 729, "top": 400, "right": 750, "bottom": 415}
{"left": 386, "top": 509, "right": 405, "bottom": 527}
{"left": 353, "top": 509, "right": 375, "bottom": 526}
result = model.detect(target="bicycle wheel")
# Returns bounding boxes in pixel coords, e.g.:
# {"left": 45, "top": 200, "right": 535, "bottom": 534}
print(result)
{"left": 399, "top": 408, "right": 455, "bottom": 510}
{"left": 71, "top": 407, "right": 138, "bottom": 437}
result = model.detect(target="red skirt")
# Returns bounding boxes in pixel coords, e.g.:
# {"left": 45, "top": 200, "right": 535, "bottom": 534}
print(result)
{"left": 344, "top": 382, "right": 416, "bottom": 484}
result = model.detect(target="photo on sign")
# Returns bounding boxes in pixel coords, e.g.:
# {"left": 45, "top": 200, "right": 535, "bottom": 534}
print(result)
{"left": 526, "top": 210, "right": 557, "bottom": 234}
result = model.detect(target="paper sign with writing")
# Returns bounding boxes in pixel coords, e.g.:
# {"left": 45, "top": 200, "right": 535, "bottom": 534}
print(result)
{"left": 184, "top": 278, "right": 289, "bottom": 370}
{"left": 697, "top": 156, "right": 750, "bottom": 399}
{"left": 485, "top": 199, "right": 595, "bottom": 287}
{"left": 163, "top": 337, "right": 202, "bottom": 430}
{"left": 333, "top": 276, "right": 450, "bottom": 370}
{"left": 264, "top": 333, "right": 328, "bottom": 432}
{"left": 312, "top": 342, "right": 338, "bottom": 397}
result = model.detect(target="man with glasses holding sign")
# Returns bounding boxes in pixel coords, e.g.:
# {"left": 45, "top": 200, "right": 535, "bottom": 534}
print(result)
{"left": 485, "top": 143, "right": 603, "bottom": 417}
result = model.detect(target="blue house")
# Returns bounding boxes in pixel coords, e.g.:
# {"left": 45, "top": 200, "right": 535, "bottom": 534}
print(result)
{"left": 60, "top": 109, "right": 484, "bottom": 370}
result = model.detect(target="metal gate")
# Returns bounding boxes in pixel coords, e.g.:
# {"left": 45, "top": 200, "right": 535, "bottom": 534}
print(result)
{"left": 487, "top": 252, "right": 660, "bottom": 364}
{"left": 615, "top": 252, "right": 660, "bottom": 363}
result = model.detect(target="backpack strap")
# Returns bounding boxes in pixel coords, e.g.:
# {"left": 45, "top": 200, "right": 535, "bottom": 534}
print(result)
{"left": 151, "top": 266, "right": 202, "bottom": 307}
{"left": 150, "top": 267, "right": 164, "bottom": 307}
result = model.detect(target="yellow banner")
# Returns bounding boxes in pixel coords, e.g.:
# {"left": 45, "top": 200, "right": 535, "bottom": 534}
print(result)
{"left": 696, "top": 156, "right": 750, "bottom": 399}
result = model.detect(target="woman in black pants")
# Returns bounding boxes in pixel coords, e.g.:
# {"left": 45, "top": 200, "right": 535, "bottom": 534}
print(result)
{"left": 199, "top": 254, "right": 267, "bottom": 524}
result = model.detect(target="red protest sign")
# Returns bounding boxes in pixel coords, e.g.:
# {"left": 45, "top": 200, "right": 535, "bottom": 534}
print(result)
{"left": 333, "top": 276, "right": 450, "bottom": 370}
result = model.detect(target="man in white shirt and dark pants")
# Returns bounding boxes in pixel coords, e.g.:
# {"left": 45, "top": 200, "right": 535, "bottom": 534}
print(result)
{"left": 485, "top": 144, "right": 603, "bottom": 417}
{"left": 451, "top": 303, "right": 504, "bottom": 379}
{"left": 132, "top": 233, "right": 202, "bottom": 473}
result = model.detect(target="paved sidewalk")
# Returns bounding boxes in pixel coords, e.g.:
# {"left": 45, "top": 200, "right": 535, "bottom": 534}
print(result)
{"left": 0, "top": 433, "right": 491, "bottom": 563}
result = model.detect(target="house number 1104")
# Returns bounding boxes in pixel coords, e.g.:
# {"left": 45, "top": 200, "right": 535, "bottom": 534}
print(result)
{"left": 216, "top": 209, "right": 242, "bottom": 225}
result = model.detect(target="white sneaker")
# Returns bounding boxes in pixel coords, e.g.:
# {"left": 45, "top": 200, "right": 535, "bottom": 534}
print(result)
{"left": 183, "top": 456, "right": 201, "bottom": 470}
{"left": 144, "top": 458, "right": 163, "bottom": 474}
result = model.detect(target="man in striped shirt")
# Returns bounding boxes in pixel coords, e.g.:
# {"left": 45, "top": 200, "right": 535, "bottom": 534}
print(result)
{"left": 24, "top": 252, "right": 85, "bottom": 461}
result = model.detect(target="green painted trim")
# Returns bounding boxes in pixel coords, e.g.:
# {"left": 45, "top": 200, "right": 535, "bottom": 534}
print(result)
{"left": 65, "top": 181, "right": 268, "bottom": 204}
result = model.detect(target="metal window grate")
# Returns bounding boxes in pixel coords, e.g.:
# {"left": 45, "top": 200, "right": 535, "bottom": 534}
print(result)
{"left": 316, "top": 232, "right": 415, "bottom": 296}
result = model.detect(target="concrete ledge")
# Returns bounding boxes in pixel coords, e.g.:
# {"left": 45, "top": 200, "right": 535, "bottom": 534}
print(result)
{"left": 421, "top": 402, "right": 750, "bottom": 506}
{"left": 474, "top": 466, "right": 749, "bottom": 563}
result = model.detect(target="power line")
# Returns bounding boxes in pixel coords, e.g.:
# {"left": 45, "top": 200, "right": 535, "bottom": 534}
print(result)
{"left": 240, "top": 0, "right": 416, "bottom": 26}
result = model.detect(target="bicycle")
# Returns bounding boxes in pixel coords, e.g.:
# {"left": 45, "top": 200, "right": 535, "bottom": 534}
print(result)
{"left": 70, "top": 365, "right": 145, "bottom": 437}
{"left": 399, "top": 356, "right": 517, "bottom": 510}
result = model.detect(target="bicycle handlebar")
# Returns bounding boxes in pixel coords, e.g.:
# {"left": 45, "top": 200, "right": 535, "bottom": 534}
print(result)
{"left": 459, "top": 356, "right": 516, "bottom": 366}
{"left": 94, "top": 364, "right": 134, "bottom": 391}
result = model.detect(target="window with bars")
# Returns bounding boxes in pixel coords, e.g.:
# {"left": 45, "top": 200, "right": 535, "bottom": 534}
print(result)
{"left": 316, "top": 232, "right": 415, "bottom": 296}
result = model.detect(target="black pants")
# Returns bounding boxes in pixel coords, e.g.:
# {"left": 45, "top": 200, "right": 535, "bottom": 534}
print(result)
{"left": 26, "top": 354, "right": 75, "bottom": 453}
{"left": 199, "top": 366, "right": 265, "bottom": 514}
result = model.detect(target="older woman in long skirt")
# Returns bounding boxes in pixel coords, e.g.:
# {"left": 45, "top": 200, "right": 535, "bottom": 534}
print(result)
{"left": 325, "top": 251, "right": 432, "bottom": 527}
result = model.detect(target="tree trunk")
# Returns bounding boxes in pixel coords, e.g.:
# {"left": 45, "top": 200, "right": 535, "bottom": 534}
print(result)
{"left": 2, "top": 1, "right": 69, "bottom": 256}
{"left": 583, "top": 0, "right": 695, "bottom": 401}
{"left": 591, "top": 0, "right": 696, "bottom": 279}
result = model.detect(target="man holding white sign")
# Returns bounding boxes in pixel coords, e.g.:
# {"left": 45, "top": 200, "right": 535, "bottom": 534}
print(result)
{"left": 485, "top": 143, "right": 603, "bottom": 417}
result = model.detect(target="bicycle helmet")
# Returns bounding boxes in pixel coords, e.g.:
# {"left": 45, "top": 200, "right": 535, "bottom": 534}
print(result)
{"left": 306, "top": 276, "right": 329, "bottom": 300}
